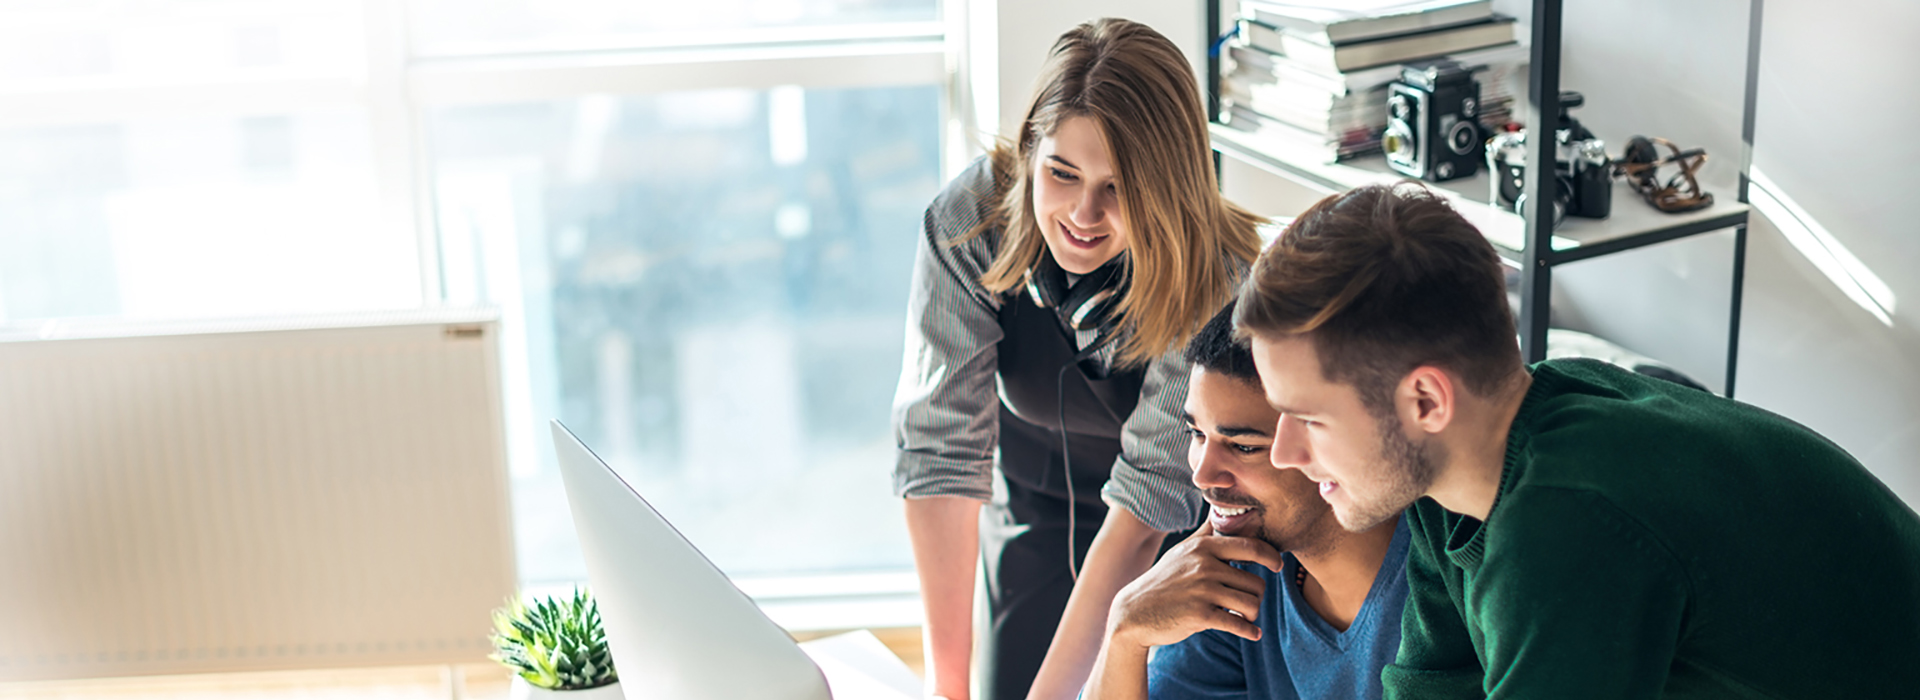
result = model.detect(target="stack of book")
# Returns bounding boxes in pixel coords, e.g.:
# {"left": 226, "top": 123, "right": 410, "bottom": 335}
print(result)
{"left": 1219, "top": 0, "right": 1526, "bottom": 163}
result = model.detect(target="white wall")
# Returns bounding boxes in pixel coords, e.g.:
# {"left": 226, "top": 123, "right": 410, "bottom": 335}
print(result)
{"left": 968, "top": 0, "right": 1204, "bottom": 145}
{"left": 1742, "top": 0, "right": 1920, "bottom": 492}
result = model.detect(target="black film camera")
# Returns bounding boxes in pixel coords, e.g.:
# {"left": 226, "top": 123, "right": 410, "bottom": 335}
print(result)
{"left": 1384, "top": 59, "right": 1483, "bottom": 182}
{"left": 1488, "top": 90, "right": 1612, "bottom": 227}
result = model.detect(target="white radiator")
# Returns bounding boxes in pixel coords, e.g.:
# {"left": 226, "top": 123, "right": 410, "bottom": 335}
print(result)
{"left": 0, "top": 310, "right": 518, "bottom": 682}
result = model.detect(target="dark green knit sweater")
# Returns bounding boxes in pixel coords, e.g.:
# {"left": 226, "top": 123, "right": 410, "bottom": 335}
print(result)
{"left": 1382, "top": 358, "right": 1920, "bottom": 699}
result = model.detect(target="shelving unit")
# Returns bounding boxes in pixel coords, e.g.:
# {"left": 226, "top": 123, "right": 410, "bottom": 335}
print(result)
{"left": 1205, "top": 0, "right": 1763, "bottom": 397}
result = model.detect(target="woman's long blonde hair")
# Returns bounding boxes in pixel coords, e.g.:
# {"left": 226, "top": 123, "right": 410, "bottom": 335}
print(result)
{"left": 974, "top": 17, "right": 1265, "bottom": 367}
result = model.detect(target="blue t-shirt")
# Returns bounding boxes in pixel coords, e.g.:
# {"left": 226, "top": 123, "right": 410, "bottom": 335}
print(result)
{"left": 1147, "top": 514, "right": 1411, "bottom": 700}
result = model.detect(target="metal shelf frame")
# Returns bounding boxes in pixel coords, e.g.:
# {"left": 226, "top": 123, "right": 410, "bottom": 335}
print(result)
{"left": 1206, "top": 0, "right": 1764, "bottom": 397}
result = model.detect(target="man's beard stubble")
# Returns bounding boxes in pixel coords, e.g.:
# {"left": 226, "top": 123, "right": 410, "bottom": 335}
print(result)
{"left": 1336, "top": 414, "right": 1442, "bottom": 533}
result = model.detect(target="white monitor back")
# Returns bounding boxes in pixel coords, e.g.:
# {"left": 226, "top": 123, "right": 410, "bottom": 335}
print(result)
{"left": 550, "top": 421, "right": 831, "bottom": 700}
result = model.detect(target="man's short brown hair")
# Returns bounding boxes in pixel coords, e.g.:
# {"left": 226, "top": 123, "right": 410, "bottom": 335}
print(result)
{"left": 1234, "top": 183, "right": 1521, "bottom": 417}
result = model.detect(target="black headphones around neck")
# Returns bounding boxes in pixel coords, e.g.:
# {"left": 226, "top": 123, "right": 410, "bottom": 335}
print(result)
{"left": 1023, "top": 250, "right": 1129, "bottom": 352}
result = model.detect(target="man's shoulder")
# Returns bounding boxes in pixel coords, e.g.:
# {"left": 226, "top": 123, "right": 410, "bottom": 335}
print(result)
{"left": 1524, "top": 358, "right": 1806, "bottom": 448}
{"left": 1516, "top": 359, "right": 1865, "bottom": 506}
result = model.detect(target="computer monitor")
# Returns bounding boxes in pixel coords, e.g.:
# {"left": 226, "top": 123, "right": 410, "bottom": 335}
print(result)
{"left": 550, "top": 420, "right": 833, "bottom": 700}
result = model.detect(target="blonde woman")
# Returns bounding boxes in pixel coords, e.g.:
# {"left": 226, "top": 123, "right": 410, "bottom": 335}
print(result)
{"left": 893, "top": 18, "right": 1264, "bottom": 700}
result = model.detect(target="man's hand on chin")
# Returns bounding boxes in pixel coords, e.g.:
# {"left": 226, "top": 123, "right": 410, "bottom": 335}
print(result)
{"left": 1104, "top": 521, "right": 1287, "bottom": 651}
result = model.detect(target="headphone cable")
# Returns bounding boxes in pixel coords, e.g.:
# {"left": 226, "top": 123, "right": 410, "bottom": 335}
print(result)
{"left": 1057, "top": 360, "right": 1080, "bottom": 583}
{"left": 1036, "top": 252, "right": 1124, "bottom": 585}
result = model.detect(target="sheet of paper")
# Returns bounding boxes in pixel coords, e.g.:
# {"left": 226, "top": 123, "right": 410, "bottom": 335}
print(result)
{"left": 797, "top": 630, "right": 920, "bottom": 700}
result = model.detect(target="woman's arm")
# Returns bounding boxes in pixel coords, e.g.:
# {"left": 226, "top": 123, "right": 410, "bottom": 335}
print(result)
{"left": 1025, "top": 508, "right": 1164, "bottom": 700}
{"left": 906, "top": 495, "right": 985, "bottom": 700}
{"left": 894, "top": 159, "right": 1008, "bottom": 699}
{"left": 1081, "top": 632, "right": 1152, "bottom": 700}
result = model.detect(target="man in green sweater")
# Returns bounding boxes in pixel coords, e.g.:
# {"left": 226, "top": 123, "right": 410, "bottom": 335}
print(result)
{"left": 1231, "top": 182, "right": 1920, "bottom": 698}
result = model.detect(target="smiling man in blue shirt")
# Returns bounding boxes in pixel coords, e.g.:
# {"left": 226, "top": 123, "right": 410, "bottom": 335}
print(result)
{"left": 1084, "top": 301, "right": 1409, "bottom": 700}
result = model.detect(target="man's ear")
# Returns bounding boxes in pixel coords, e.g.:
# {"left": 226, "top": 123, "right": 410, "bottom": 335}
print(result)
{"left": 1398, "top": 366, "right": 1455, "bottom": 436}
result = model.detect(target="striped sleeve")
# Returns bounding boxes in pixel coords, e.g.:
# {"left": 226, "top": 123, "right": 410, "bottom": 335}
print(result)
{"left": 891, "top": 158, "right": 1005, "bottom": 502}
{"left": 1100, "top": 344, "right": 1204, "bottom": 533}
{"left": 1100, "top": 254, "right": 1253, "bottom": 533}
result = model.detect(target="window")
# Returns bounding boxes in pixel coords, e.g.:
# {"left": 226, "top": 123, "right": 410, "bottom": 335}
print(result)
{"left": 431, "top": 86, "right": 940, "bottom": 582}
{"left": 0, "top": 2, "right": 415, "bottom": 324}
{"left": 1, "top": 1, "right": 949, "bottom": 609}
{"left": 414, "top": 3, "right": 948, "bottom": 594}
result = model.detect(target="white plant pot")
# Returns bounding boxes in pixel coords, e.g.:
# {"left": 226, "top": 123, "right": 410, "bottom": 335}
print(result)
{"left": 509, "top": 677, "right": 626, "bottom": 700}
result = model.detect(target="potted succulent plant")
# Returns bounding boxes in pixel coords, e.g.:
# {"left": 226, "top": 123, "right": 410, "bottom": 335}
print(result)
{"left": 489, "top": 588, "right": 623, "bottom": 699}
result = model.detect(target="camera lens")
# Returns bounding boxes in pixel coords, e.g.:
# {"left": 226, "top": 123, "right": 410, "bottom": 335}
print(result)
{"left": 1447, "top": 121, "right": 1478, "bottom": 156}
{"left": 1384, "top": 123, "right": 1415, "bottom": 166}
{"left": 1553, "top": 176, "right": 1575, "bottom": 227}
{"left": 1512, "top": 192, "right": 1568, "bottom": 228}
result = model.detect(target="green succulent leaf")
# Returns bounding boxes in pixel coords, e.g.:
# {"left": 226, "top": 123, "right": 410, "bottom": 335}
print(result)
{"left": 487, "top": 588, "right": 620, "bottom": 690}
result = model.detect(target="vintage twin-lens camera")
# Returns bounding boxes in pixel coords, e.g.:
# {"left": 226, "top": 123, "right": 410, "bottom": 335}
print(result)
{"left": 1384, "top": 59, "right": 1483, "bottom": 182}
{"left": 1488, "top": 90, "right": 1613, "bottom": 227}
